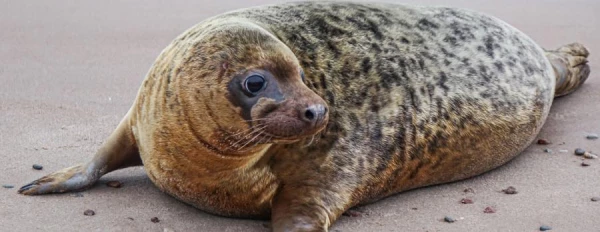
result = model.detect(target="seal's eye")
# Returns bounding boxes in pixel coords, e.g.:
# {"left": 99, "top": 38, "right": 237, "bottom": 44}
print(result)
{"left": 244, "top": 74, "right": 266, "bottom": 95}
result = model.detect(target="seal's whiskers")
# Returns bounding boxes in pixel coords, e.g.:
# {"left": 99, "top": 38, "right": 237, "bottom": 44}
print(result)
{"left": 229, "top": 125, "right": 268, "bottom": 150}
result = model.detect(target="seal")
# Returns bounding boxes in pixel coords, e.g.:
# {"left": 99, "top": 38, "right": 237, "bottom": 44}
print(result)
{"left": 19, "top": 2, "right": 590, "bottom": 231}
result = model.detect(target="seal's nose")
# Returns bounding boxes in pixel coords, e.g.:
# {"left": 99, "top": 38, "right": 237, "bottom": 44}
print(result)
{"left": 301, "top": 104, "right": 328, "bottom": 126}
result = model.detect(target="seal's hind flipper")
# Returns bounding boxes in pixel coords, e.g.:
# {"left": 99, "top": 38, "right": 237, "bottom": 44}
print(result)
{"left": 19, "top": 112, "right": 141, "bottom": 195}
{"left": 546, "top": 43, "right": 591, "bottom": 97}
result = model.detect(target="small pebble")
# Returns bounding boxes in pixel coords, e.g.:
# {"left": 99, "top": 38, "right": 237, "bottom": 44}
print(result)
{"left": 543, "top": 148, "right": 552, "bottom": 153}
{"left": 106, "top": 181, "right": 122, "bottom": 188}
{"left": 584, "top": 152, "right": 598, "bottom": 159}
{"left": 83, "top": 209, "right": 95, "bottom": 216}
{"left": 502, "top": 186, "right": 518, "bottom": 194}
{"left": 163, "top": 228, "right": 175, "bottom": 232}
{"left": 574, "top": 148, "right": 586, "bottom": 156}
{"left": 463, "top": 188, "right": 475, "bottom": 194}
{"left": 460, "top": 198, "right": 474, "bottom": 204}
{"left": 537, "top": 139, "right": 551, "bottom": 145}
{"left": 586, "top": 134, "right": 599, "bottom": 140}
{"left": 483, "top": 207, "right": 495, "bottom": 213}
{"left": 540, "top": 225, "right": 552, "bottom": 231}
{"left": 581, "top": 162, "right": 590, "bottom": 167}
{"left": 443, "top": 216, "right": 455, "bottom": 223}
{"left": 151, "top": 217, "right": 160, "bottom": 223}
{"left": 559, "top": 149, "right": 568, "bottom": 153}
{"left": 591, "top": 197, "right": 600, "bottom": 202}
{"left": 127, "top": 217, "right": 134, "bottom": 221}
{"left": 2, "top": 184, "right": 14, "bottom": 189}
{"left": 411, "top": 207, "right": 418, "bottom": 210}
{"left": 32, "top": 164, "right": 43, "bottom": 170}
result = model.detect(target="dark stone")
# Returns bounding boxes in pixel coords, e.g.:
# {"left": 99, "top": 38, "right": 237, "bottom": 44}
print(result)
{"left": 460, "top": 198, "right": 473, "bottom": 204}
{"left": 502, "top": 186, "right": 518, "bottom": 194}
{"left": 444, "top": 216, "right": 455, "bottom": 223}
{"left": 84, "top": 210, "right": 95, "bottom": 216}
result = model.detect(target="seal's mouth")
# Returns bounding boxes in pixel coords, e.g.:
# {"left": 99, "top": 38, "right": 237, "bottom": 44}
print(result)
{"left": 245, "top": 94, "right": 329, "bottom": 145}
{"left": 219, "top": 116, "right": 327, "bottom": 152}
{"left": 219, "top": 98, "right": 329, "bottom": 151}
{"left": 259, "top": 110, "right": 328, "bottom": 140}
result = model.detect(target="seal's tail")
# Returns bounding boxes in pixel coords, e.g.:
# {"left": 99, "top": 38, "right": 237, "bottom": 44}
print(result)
{"left": 545, "top": 43, "right": 591, "bottom": 97}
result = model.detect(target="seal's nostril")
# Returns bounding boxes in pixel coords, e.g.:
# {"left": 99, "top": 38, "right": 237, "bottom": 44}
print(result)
{"left": 302, "top": 104, "right": 327, "bottom": 124}
{"left": 305, "top": 109, "right": 315, "bottom": 121}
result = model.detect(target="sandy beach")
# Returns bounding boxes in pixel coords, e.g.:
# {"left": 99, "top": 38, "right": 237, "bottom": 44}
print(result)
{"left": 1, "top": 0, "right": 598, "bottom": 231}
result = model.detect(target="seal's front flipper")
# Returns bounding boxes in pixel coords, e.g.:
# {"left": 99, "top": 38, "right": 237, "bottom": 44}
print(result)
{"left": 19, "top": 165, "right": 93, "bottom": 194}
{"left": 19, "top": 112, "right": 141, "bottom": 195}
{"left": 271, "top": 185, "right": 349, "bottom": 232}
{"left": 546, "top": 43, "right": 591, "bottom": 97}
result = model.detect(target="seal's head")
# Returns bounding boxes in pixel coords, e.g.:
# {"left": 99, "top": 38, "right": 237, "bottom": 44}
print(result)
{"left": 174, "top": 19, "right": 328, "bottom": 153}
